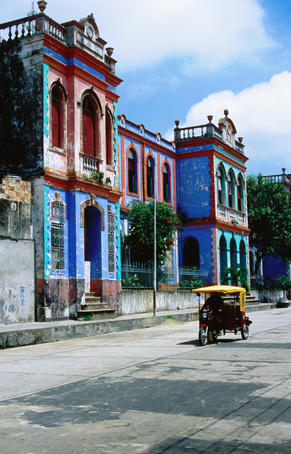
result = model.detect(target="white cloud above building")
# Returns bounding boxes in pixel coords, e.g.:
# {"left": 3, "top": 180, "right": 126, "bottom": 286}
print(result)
{"left": 169, "top": 72, "right": 291, "bottom": 174}
{"left": 90, "top": 0, "right": 274, "bottom": 71}
{"left": 1, "top": 0, "right": 274, "bottom": 71}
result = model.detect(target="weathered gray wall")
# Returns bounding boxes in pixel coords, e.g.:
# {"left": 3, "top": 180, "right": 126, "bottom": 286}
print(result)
{"left": 0, "top": 176, "right": 34, "bottom": 324}
{"left": 251, "top": 289, "right": 284, "bottom": 304}
{"left": 0, "top": 38, "right": 43, "bottom": 178}
{"left": 0, "top": 239, "right": 35, "bottom": 324}
{"left": 120, "top": 290, "right": 200, "bottom": 314}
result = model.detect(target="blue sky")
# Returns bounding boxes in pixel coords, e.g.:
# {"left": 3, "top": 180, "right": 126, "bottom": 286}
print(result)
{"left": 1, "top": 0, "right": 291, "bottom": 174}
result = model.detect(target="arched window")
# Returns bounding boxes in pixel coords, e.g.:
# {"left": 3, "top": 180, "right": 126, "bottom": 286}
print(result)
{"left": 237, "top": 175, "right": 244, "bottom": 212}
{"left": 217, "top": 165, "right": 226, "bottom": 205}
{"left": 163, "top": 164, "right": 171, "bottom": 203}
{"left": 240, "top": 240, "right": 247, "bottom": 280}
{"left": 128, "top": 148, "right": 137, "bottom": 194}
{"left": 228, "top": 170, "right": 235, "bottom": 208}
{"left": 146, "top": 156, "right": 155, "bottom": 198}
{"left": 219, "top": 235, "right": 227, "bottom": 282}
{"left": 106, "top": 109, "right": 113, "bottom": 165}
{"left": 183, "top": 237, "right": 200, "bottom": 268}
{"left": 51, "top": 85, "right": 64, "bottom": 148}
{"left": 82, "top": 95, "right": 99, "bottom": 157}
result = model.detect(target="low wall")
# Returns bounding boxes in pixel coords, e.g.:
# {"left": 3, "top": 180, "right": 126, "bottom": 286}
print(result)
{"left": 121, "top": 289, "right": 286, "bottom": 315}
{"left": 251, "top": 289, "right": 284, "bottom": 304}
{"left": 121, "top": 290, "right": 200, "bottom": 314}
{"left": 0, "top": 239, "right": 35, "bottom": 324}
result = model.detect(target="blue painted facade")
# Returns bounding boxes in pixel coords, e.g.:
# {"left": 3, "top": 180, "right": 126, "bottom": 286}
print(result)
{"left": 177, "top": 156, "right": 211, "bottom": 219}
{"left": 0, "top": 9, "right": 252, "bottom": 322}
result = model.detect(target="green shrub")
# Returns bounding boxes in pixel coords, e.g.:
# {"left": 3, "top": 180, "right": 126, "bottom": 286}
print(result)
{"left": 122, "top": 274, "right": 142, "bottom": 288}
{"left": 178, "top": 278, "right": 203, "bottom": 290}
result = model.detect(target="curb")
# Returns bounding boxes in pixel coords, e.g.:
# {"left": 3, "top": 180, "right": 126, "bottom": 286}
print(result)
{"left": 0, "top": 303, "right": 278, "bottom": 349}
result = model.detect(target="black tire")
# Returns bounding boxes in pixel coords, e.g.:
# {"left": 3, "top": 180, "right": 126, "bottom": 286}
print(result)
{"left": 241, "top": 324, "right": 249, "bottom": 340}
{"left": 199, "top": 327, "right": 208, "bottom": 346}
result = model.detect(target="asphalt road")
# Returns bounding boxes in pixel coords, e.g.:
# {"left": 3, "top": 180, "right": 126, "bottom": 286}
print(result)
{"left": 0, "top": 308, "right": 291, "bottom": 454}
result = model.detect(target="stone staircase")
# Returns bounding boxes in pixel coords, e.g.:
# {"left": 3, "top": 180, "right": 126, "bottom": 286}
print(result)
{"left": 245, "top": 293, "right": 262, "bottom": 306}
{"left": 77, "top": 292, "right": 116, "bottom": 320}
{"left": 222, "top": 293, "right": 261, "bottom": 306}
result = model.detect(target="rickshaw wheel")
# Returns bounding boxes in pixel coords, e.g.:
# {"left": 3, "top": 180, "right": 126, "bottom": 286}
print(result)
{"left": 241, "top": 324, "right": 249, "bottom": 340}
{"left": 199, "top": 327, "right": 208, "bottom": 346}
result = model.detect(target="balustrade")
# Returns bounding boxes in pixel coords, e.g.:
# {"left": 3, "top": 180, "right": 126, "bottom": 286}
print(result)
{"left": 82, "top": 155, "right": 100, "bottom": 173}
{"left": 217, "top": 204, "right": 246, "bottom": 226}
{"left": 0, "top": 13, "right": 119, "bottom": 73}
{"left": 0, "top": 14, "right": 66, "bottom": 43}
{"left": 174, "top": 121, "right": 245, "bottom": 155}
{"left": 175, "top": 123, "right": 223, "bottom": 142}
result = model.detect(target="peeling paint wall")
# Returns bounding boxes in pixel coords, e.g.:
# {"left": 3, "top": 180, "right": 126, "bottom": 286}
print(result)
{"left": 0, "top": 38, "right": 43, "bottom": 178}
{"left": 0, "top": 240, "right": 34, "bottom": 324}
{"left": 0, "top": 176, "right": 34, "bottom": 324}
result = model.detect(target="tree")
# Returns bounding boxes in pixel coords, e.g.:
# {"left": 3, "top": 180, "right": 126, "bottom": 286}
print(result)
{"left": 125, "top": 200, "right": 181, "bottom": 264}
{"left": 247, "top": 174, "right": 291, "bottom": 273}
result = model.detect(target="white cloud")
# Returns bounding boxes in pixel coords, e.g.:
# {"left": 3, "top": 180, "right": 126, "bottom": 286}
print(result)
{"left": 97, "top": 0, "right": 274, "bottom": 71}
{"left": 1, "top": 0, "right": 274, "bottom": 71}
{"left": 170, "top": 72, "right": 291, "bottom": 174}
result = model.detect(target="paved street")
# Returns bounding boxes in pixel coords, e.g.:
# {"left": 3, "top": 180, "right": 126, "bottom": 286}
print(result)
{"left": 0, "top": 308, "right": 291, "bottom": 454}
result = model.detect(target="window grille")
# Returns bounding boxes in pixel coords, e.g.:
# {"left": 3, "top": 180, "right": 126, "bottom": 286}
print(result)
{"left": 51, "top": 201, "right": 65, "bottom": 220}
{"left": 51, "top": 222, "right": 65, "bottom": 269}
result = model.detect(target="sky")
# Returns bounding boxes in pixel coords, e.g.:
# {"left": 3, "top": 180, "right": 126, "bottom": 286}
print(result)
{"left": 1, "top": 0, "right": 291, "bottom": 175}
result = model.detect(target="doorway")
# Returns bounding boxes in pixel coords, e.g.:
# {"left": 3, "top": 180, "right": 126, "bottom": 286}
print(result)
{"left": 84, "top": 206, "right": 102, "bottom": 292}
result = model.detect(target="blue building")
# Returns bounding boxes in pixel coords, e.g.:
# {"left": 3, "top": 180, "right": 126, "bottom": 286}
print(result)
{"left": 118, "top": 112, "right": 249, "bottom": 288}
{"left": 0, "top": 6, "right": 250, "bottom": 322}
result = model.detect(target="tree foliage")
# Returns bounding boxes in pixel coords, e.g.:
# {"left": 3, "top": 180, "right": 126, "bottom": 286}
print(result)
{"left": 125, "top": 201, "right": 181, "bottom": 264}
{"left": 247, "top": 174, "right": 291, "bottom": 273}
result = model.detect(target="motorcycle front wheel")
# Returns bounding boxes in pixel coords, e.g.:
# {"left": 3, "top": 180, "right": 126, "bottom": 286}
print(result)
{"left": 199, "top": 326, "right": 209, "bottom": 346}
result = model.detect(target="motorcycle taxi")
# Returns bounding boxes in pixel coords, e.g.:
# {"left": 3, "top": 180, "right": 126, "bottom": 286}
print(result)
{"left": 192, "top": 285, "right": 252, "bottom": 346}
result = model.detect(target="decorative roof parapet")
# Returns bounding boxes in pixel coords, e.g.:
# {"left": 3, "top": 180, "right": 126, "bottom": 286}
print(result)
{"left": 174, "top": 112, "right": 245, "bottom": 155}
{"left": 0, "top": 10, "right": 116, "bottom": 73}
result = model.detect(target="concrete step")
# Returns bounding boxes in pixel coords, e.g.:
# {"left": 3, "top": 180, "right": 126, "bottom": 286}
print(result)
{"left": 222, "top": 294, "right": 261, "bottom": 306}
{"left": 77, "top": 308, "right": 116, "bottom": 320}
{"left": 81, "top": 302, "right": 111, "bottom": 311}
{"left": 84, "top": 296, "right": 102, "bottom": 304}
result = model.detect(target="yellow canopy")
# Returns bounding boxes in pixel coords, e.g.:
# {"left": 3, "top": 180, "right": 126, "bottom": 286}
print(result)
{"left": 192, "top": 285, "right": 246, "bottom": 294}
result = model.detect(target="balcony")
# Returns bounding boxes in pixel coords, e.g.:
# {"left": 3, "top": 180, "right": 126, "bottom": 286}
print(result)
{"left": 217, "top": 204, "right": 246, "bottom": 226}
{"left": 81, "top": 155, "right": 100, "bottom": 173}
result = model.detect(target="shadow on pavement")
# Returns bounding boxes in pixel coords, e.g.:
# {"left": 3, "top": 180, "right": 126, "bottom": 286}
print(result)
{"left": 145, "top": 436, "right": 291, "bottom": 453}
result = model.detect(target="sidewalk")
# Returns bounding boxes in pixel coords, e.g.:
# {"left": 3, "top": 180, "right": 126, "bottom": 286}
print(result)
{"left": 0, "top": 302, "right": 277, "bottom": 349}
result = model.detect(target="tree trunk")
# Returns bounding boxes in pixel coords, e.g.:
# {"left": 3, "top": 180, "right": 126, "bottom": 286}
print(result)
{"left": 254, "top": 251, "right": 262, "bottom": 275}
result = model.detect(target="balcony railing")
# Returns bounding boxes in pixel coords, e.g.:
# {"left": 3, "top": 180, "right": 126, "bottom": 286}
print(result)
{"left": 234, "top": 140, "right": 244, "bottom": 154}
{"left": 81, "top": 155, "right": 100, "bottom": 173}
{"left": 217, "top": 204, "right": 246, "bottom": 226}
{"left": 0, "top": 14, "right": 66, "bottom": 44}
{"left": 174, "top": 121, "right": 245, "bottom": 155}
{"left": 0, "top": 13, "right": 115, "bottom": 72}
{"left": 263, "top": 174, "right": 291, "bottom": 184}
{"left": 175, "top": 123, "right": 223, "bottom": 142}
